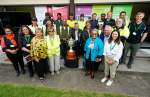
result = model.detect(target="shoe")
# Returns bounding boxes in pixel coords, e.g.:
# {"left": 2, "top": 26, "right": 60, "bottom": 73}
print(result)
{"left": 60, "top": 56, "right": 64, "bottom": 59}
{"left": 29, "top": 73, "right": 33, "bottom": 77}
{"left": 21, "top": 69, "right": 25, "bottom": 74}
{"left": 91, "top": 74, "right": 94, "bottom": 79}
{"left": 44, "top": 74, "right": 47, "bottom": 78}
{"left": 85, "top": 72, "right": 91, "bottom": 76}
{"left": 16, "top": 70, "right": 20, "bottom": 77}
{"left": 51, "top": 72, "right": 54, "bottom": 75}
{"left": 56, "top": 71, "right": 60, "bottom": 75}
{"left": 101, "top": 77, "right": 107, "bottom": 83}
{"left": 106, "top": 80, "right": 113, "bottom": 86}
{"left": 127, "top": 64, "right": 131, "bottom": 69}
{"left": 40, "top": 77, "right": 44, "bottom": 82}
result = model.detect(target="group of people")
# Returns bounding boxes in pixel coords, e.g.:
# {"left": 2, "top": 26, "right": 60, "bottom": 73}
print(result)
{"left": 1, "top": 11, "right": 149, "bottom": 86}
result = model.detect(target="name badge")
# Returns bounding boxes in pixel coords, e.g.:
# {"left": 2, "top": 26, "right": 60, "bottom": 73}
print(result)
{"left": 132, "top": 32, "right": 137, "bottom": 35}
{"left": 51, "top": 46, "right": 54, "bottom": 49}
{"left": 26, "top": 44, "right": 30, "bottom": 47}
{"left": 10, "top": 45, "right": 15, "bottom": 47}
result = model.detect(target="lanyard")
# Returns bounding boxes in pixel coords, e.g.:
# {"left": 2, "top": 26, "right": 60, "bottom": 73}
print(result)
{"left": 49, "top": 35, "right": 54, "bottom": 46}
{"left": 24, "top": 35, "right": 30, "bottom": 43}
{"left": 134, "top": 22, "right": 143, "bottom": 32}
{"left": 110, "top": 41, "right": 117, "bottom": 51}
{"left": 106, "top": 20, "right": 110, "bottom": 24}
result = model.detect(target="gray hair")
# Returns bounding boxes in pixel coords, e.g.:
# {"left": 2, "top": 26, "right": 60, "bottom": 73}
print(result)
{"left": 92, "top": 28, "right": 98, "bottom": 34}
{"left": 62, "top": 18, "right": 67, "bottom": 21}
{"left": 105, "top": 25, "right": 112, "bottom": 31}
{"left": 35, "top": 28, "right": 42, "bottom": 33}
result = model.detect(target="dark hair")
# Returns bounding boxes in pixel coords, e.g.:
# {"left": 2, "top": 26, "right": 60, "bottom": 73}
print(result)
{"left": 18, "top": 25, "right": 33, "bottom": 36}
{"left": 120, "top": 11, "right": 126, "bottom": 15}
{"left": 5, "top": 25, "right": 14, "bottom": 32}
{"left": 108, "top": 30, "right": 120, "bottom": 45}
{"left": 92, "top": 13, "right": 97, "bottom": 16}
{"left": 57, "top": 13, "right": 61, "bottom": 16}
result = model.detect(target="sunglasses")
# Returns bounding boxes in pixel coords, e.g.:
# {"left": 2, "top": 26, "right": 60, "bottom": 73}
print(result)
{"left": 63, "top": 21, "right": 67, "bottom": 22}
{"left": 92, "top": 34, "right": 97, "bottom": 35}
{"left": 49, "top": 31, "right": 54, "bottom": 32}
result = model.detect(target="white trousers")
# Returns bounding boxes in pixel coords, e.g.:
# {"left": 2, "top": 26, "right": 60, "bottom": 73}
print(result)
{"left": 48, "top": 55, "right": 60, "bottom": 72}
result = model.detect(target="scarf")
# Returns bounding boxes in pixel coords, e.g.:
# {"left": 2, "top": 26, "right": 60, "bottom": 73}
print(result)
{"left": 6, "top": 34, "right": 18, "bottom": 46}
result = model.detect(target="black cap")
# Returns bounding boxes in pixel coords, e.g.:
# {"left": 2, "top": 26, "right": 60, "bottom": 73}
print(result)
{"left": 32, "top": 17, "right": 37, "bottom": 21}
{"left": 46, "top": 18, "right": 51, "bottom": 22}
{"left": 57, "top": 13, "right": 61, "bottom": 16}
{"left": 69, "top": 13, "right": 73, "bottom": 16}
{"left": 101, "top": 13, "right": 106, "bottom": 16}
{"left": 45, "top": 12, "right": 49, "bottom": 16}
{"left": 80, "top": 14, "right": 84, "bottom": 17}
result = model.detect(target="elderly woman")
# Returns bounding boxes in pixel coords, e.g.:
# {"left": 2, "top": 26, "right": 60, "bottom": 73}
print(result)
{"left": 18, "top": 25, "right": 35, "bottom": 77}
{"left": 1, "top": 25, "right": 25, "bottom": 77}
{"left": 101, "top": 30, "right": 123, "bottom": 86}
{"left": 45, "top": 26, "right": 61, "bottom": 75}
{"left": 71, "top": 23, "right": 83, "bottom": 58}
{"left": 84, "top": 29, "right": 103, "bottom": 79}
{"left": 82, "top": 21, "right": 93, "bottom": 51}
{"left": 30, "top": 28, "right": 49, "bottom": 82}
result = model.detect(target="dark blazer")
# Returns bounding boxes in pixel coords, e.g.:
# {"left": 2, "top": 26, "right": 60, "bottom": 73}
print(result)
{"left": 71, "top": 28, "right": 83, "bottom": 44}
{"left": 100, "top": 32, "right": 104, "bottom": 42}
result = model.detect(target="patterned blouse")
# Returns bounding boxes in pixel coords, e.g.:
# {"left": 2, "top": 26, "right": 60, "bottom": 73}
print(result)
{"left": 30, "top": 36, "right": 47, "bottom": 59}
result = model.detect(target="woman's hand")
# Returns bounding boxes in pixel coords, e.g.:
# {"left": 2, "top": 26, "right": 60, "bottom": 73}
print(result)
{"left": 96, "top": 58, "right": 99, "bottom": 62}
{"left": 28, "top": 50, "right": 31, "bottom": 53}
{"left": 84, "top": 53, "right": 86, "bottom": 58}
{"left": 107, "top": 60, "right": 113, "bottom": 65}
{"left": 35, "top": 56, "right": 39, "bottom": 63}
{"left": 11, "top": 50, "right": 17, "bottom": 54}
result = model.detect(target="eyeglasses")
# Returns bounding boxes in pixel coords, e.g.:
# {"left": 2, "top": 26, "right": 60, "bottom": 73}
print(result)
{"left": 63, "top": 21, "right": 67, "bottom": 22}
{"left": 92, "top": 34, "right": 97, "bottom": 35}
{"left": 49, "top": 31, "right": 54, "bottom": 32}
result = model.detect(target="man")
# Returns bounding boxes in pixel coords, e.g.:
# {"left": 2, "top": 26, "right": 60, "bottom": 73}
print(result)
{"left": 78, "top": 14, "right": 86, "bottom": 31}
{"left": 119, "top": 11, "right": 130, "bottom": 27}
{"left": 90, "top": 13, "right": 98, "bottom": 29}
{"left": 54, "top": 13, "right": 62, "bottom": 28}
{"left": 43, "top": 12, "right": 54, "bottom": 25}
{"left": 67, "top": 13, "right": 77, "bottom": 28}
{"left": 42, "top": 18, "right": 53, "bottom": 36}
{"left": 97, "top": 21, "right": 104, "bottom": 38}
{"left": 121, "top": 12, "right": 149, "bottom": 69}
{"left": 103, "top": 12, "right": 115, "bottom": 28}
{"left": 98, "top": 13, "right": 106, "bottom": 22}
{"left": 71, "top": 23, "right": 83, "bottom": 58}
{"left": 100, "top": 25, "right": 112, "bottom": 45}
{"left": 28, "top": 17, "right": 42, "bottom": 34}
{"left": 112, "top": 18, "right": 130, "bottom": 45}
{"left": 57, "top": 18, "right": 72, "bottom": 58}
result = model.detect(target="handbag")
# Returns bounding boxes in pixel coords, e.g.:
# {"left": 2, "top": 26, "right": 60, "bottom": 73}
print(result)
{"left": 83, "top": 58, "right": 86, "bottom": 68}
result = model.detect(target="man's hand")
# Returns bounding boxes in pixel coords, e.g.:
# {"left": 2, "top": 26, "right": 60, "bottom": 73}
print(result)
{"left": 62, "top": 38, "right": 66, "bottom": 41}
{"left": 80, "top": 44, "right": 82, "bottom": 46}
{"left": 95, "top": 58, "right": 99, "bottom": 62}
{"left": 11, "top": 50, "right": 17, "bottom": 54}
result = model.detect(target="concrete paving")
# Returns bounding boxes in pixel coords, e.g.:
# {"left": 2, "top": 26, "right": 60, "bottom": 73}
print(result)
{"left": 0, "top": 64, "right": 150, "bottom": 97}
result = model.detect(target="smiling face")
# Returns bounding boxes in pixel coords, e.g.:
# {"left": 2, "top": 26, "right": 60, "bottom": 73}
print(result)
{"left": 32, "top": 20, "right": 37, "bottom": 25}
{"left": 104, "top": 27, "right": 111, "bottom": 36}
{"left": 62, "top": 19, "right": 67, "bottom": 26}
{"left": 92, "top": 30, "right": 98, "bottom": 39}
{"left": 22, "top": 27, "right": 29, "bottom": 35}
{"left": 74, "top": 24, "right": 79, "bottom": 30}
{"left": 107, "top": 12, "right": 112, "bottom": 19}
{"left": 47, "top": 20, "right": 52, "bottom": 25}
{"left": 48, "top": 29, "right": 54, "bottom": 36}
{"left": 116, "top": 18, "right": 123, "bottom": 27}
{"left": 36, "top": 29, "right": 42, "bottom": 37}
{"left": 5, "top": 29, "right": 13, "bottom": 36}
{"left": 92, "top": 14, "right": 97, "bottom": 20}
{"left": 120, "top": 13, "right": 126, "bottom": 20}
{"left": 112, "top": 31, "right": 118, "bottom": 40}
{"left": 99, "top": 24, "right": 103, "bottom": 29}
{"left": 136, "top": 14, "right": 144, "bottom": 22}
{"left": 86, "top": 22, "right": 91, "bottom": 29}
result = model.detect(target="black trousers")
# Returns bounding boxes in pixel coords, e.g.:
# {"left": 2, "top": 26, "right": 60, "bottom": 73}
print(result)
{"left": 27, "top": 61, "right": 33, "bottom": 74}
{"left": 60, "top": 43, "right": 68, "bottom": 57}
{"left": 34, "top": 58, "right": 49, "bottom": 77}
{"left": 7, "top": 53, "right": 24, "bottom": 71}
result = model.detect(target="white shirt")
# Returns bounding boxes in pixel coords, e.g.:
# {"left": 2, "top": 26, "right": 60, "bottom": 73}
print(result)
{"left": 103, "top": 40, "right": 123, "bottom": 61}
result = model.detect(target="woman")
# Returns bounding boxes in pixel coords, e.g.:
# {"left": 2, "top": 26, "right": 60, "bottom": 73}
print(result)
{"left": 71, "top": 23, "right": 83, "bottom": 58}
{"left": 101, "top": 30, "right": 123, "bottom": 86}
{"left": 1, "top": 25, "right": 25, "bottom": 77}
{"left": 84, "top": 29, "right": 103, "bottom": 79}
{"left": 97, "top": 21, "right": 104, "bottom": 38}
{"left": 30, "top": 28, "right": 49, "bottom": 82}
{"left": 82, "top": 21, "right": 93, "bottom": 51}
{"left": 18, "top": 25, "right": 35, "bottom": 77}
{"left": 45, "top": 26, "right": 61, "bottom": 75}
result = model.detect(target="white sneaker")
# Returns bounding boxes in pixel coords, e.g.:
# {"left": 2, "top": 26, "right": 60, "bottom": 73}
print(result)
{"left": 101, "top": 77, "right": 107, "bottom": 83}
{"left": 106, "top": 80, "right": 113, "bottom": 86}
{"left": 51, "top": 72, "right": 54, "bottom": 75}
{"left": 56, "top": 71, "right": 60, "bottom": 75}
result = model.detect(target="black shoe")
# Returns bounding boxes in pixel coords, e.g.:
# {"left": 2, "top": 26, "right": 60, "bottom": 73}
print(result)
{"left": 127, "top": 64, "right": 131, "bottom": 69}
{"left": 60, "top": 56, "right": 64, "bottom": 59}
{"left": 16, "top": 70, "right": 20, "bottom": 77}
{"left": 21, "top": 69, "right": 25, "bottom": 74}
{"left": 29, "top": 73, "right": 33, "bottom": 77}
